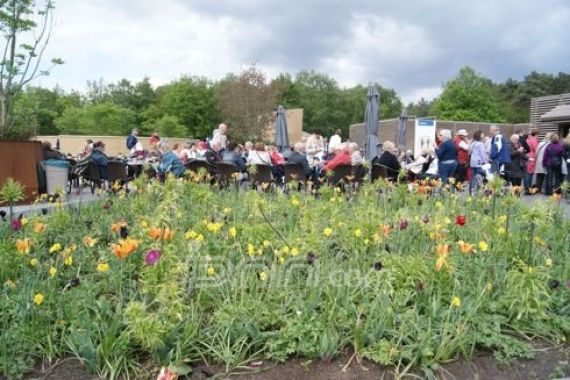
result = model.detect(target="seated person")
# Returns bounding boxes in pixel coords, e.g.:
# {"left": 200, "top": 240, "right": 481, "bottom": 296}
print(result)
{"left": 268, "top": 145, "right": 285, "bottom": 166}
{"left": 42, "top": 141, "right": 65, "bottom": 160}
{"left": 158, "top": 145, "right": 185, "bottom": 177}
{"left": 372, "top": 141, "right": 401, "bottom": 181}
{"left": 287, "top": 142, "right": 313, "bottom": 179}
{"left": 405, "top": 148, "right": 433, "bottom": 180}
{"left": 322, "top": 144, "right": 351, "bottom": 173}
{"left": 204, "top": 141, "right": 224, "bottom": 164}
{"left": 349, "top": 142, "right": 363, "bottom": 165}
{"left": 180, "top": 142, "right": 201, "bottom": 162}
{"left": 89, "top": 141, "right": 109, "bottom": 180}
{"left": 281, "top": 146, "right": 294, "bottom": 161}
{"left": 247, "top": 143, "right": 272, "bottom": 166}
{"left": 222, "top": 142, "right": 246, "bottom": 171}
{"left": 81, "top": 139, "right": 94, "bottom": 158}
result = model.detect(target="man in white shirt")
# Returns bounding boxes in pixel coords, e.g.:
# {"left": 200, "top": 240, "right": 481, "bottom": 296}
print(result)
{"left": 211, "top": 123, "right": 228, "bottom": 149}
{"left": 328, "top": 129, "right": 342, "bottom": 152}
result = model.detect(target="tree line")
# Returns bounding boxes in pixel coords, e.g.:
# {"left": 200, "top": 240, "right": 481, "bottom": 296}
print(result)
{"left": 11, "top": 66, "right": 570, "bottom": 142}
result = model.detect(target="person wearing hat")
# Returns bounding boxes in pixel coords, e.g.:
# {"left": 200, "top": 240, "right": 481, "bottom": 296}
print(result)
{"left": 454, "top": 129, "right": 470, "bottom": 183}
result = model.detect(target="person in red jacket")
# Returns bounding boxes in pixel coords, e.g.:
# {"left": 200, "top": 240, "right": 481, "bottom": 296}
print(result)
{"left": 454, "top": 129, "right": 470, "bottom": 183}
{"left": 322, "top": 144, "right": 351, "bottom": 172}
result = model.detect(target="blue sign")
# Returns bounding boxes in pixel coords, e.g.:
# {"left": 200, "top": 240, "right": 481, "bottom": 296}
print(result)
{"left": 417, "top": 118, "right": 435, "bottom": 127}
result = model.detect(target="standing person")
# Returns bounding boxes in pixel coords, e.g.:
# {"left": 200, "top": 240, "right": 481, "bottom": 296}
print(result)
{"left": 211, "top": 123, "right": 228, "bottom": 149}
{"left": 564, "top": 132, "right": 570, "bottom": 185}
{"left": 524, "top": 127, "right": 540, "bottom": 194}
{"left": 543, "top": 134, "right": 564, "bottom": 195}
{"left": 534, "top": 132, "right": 552, "bottom": 194}
{"left": 435, "top": 129, "right": 457, "bottom": 185}
{"left": 489, "top": 125, "right": 511, "bottom": 175}
{"left": 328, "top": 129, "right": 342, "bottom": 153}
{"left": 507, "top": 134, "right": 526, "bottom": 187}
{"left": 126, "top": 129, "right": 138, "bottom": 151}
{"left": 306, "top": 130, "right": 326, "bottom": 166}
{"left": 469, "top": 130, "right": 487, "bottom": 195}
{"left": 453, "top": 129, "right": 470, "bottom": 183}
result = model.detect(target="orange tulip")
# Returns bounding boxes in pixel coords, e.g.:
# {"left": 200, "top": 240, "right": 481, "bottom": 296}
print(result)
{"left": 16, "top": 238, "right": 32, "bottom": 254}
{"left": 382, "top": 224, "right": 391, "bottom": 237}
{"left": 148, "top": 226, "right": 174, "bottom": 240}
{"left": 112, "top": 237, "right": 139, "bottom": 260}
{"left": 435, "top": 244, "right": 449, "bottom": 271}
{"left": 111, "top": 221, "right": 127, "bottom": 233}
{"left": 162, "top": 228, "right": 174, "bottom": 241}
{"left": 83, "top": 236, "right": 98, "bottom": 247}
{"left": 33, "top": 222, "right": 46, "bottom": 234}
{"left": 457, "top": 240, "right": 474, "bottom": 254}
{"left": 148, "top": 226, "right": 162, "bottom": 240}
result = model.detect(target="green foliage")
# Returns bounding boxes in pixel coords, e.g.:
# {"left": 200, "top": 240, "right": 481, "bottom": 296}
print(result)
{"left": 0, "top": 178, "right": 25, "bottom": 205}
{"left": 0, "top": 0, "right": 63, "bottom": 139}
{"left": 1, "top": 177, "right": 569, "bottom": 379}
{"left": 153, "top": 76, "right": 220, "bottom": 138}
{"left": 142, "top": 115, "right": 186, "bottom": 138}
{"left": 430, "top": 66, "right": 503, "bottom": 122}
{"left": 56, "top": 102, "right": 136, "bottom": 136}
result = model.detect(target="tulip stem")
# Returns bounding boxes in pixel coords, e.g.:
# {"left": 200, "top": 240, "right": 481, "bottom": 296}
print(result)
{"left": 259, "top": 203, "right": 291, "bottom": 249}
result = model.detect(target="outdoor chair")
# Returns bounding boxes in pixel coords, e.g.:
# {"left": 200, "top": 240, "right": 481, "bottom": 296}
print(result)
{"left": 352, "top": 164, "right": 366, "bottom": 188}
{"left": 283, "top": 163, "right": 308, "bottom": 192}
{"left": 66, "top": 158, "right": 80, "bottom": 194}
{"left": 327, "top": 164, "right": 355, "bottom": 189}
{"left": 80, "top": 160, "right": 103, "bottom": 194}
{"left": 186, "top": 159, "right": 215, "bottom": 180}
{"left": 248, "top": 164, "right": 273, "bottom": 192}
{"left": 215, "top": 162, "right": 241, "bottom": 190}
{"left": 107, "top": 160, "right": 128, "bottom": 188}
{"left": 371, "top": 164, "right": 389, "bottom": 182}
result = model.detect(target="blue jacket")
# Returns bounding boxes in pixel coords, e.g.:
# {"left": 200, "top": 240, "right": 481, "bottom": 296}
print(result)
{"left": 435, "top": 140, "right": 457, "bottom": 162}
{"left": 490, "top": 134, "right": 512, "bottom": 164}
{"left": 159, "top": 151, "right": 185, "bottom": 177}
{"left": 89, "top": 150, "right": 109, "bottom": 179}
{"left": 126, "top": 134, "right": 138, "bottom": 150}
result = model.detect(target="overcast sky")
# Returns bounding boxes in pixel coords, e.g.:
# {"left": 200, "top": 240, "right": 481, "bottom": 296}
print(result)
{"left": 36, "top": 0, "right": 570, "bottom": 103}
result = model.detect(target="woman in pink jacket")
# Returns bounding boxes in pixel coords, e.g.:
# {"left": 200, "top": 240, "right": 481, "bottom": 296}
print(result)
{"left": 524, "top": 127, "right": 539, "bottom": 194}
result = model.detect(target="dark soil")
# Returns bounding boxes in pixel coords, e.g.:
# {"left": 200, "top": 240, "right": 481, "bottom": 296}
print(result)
{"left": 21, "top": 346, "right": 570, "bottom": 380}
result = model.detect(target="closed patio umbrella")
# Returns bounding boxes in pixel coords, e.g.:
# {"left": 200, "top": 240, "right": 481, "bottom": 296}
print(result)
{"left": 397, "top": 109, "right": 408, "bottom": 149}
{"left": 274, "top": 105, "right": 289, "bottom": 151}
{"left": 364, "top": 86, "right": 380, "bottom": 162}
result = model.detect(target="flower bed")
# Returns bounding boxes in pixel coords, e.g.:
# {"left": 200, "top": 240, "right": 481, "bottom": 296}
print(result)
{"left": 1, "top": 177, "right": 569, "bottom": 379}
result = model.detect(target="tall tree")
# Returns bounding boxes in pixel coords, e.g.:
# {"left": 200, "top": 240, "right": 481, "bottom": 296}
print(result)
{"left": 217, "top": 66, "right": 278, "bottom": 141}
{"left": 430, "top": 66, "right": 503, "bottom": 123}
{"left": 148, "top": 76, "right": 219, "bottom": 138}
{"left": 0, "top": 0, "right": 63, "bottom": 138}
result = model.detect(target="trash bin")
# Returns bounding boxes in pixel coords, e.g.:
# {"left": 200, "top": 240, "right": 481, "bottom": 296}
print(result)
{"left": 44, "top": 160, "right": 70, "bottom": 199}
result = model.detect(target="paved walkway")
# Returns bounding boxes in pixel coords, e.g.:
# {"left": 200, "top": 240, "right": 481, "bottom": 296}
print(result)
{"left": 0, "top": 192, "right": 101, "bottom": 217}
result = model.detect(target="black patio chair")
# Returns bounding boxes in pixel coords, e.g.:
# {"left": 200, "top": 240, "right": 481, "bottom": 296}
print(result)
{"left": 215, "top": 162, "right": 241, "bottom": 190}
{"left": 371, "top": 164, "right": 388, "bottom": 182}
{"left": 248, "top": 164, "right": 273, "bottom": 192}
{"left": 283, "top": 163, "right": 308, "bottom": 192}
{"left": 80, "top": 160, "right": 103, "bottom": 194}
{"left": 327, "top": 164, "right": 355, "bottom": 189}
{"left": 107, "top": 160, "right": 128, "bottom": 188}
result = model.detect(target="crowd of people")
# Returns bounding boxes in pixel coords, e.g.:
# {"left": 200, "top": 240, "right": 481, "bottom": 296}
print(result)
{"left": 42, "top": 122, "right": 570, "bottom": 195}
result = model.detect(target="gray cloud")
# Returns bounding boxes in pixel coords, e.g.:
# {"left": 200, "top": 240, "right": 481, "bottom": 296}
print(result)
{"left": 39, "top": 0, "right": 570, "bottom": 102}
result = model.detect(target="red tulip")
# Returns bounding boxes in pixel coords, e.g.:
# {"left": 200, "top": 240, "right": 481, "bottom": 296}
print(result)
{"left": 455, "top": 215, "right": 466, "bottom": 226}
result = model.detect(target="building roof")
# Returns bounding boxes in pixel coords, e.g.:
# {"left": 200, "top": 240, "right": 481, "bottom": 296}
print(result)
{"left": 540, "top": 104, "right": 570, "bottom": 122}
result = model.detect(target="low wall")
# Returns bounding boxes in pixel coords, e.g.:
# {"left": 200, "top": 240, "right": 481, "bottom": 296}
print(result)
{"left": 35, "top": 135, "right": 189, "bottom": 156}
